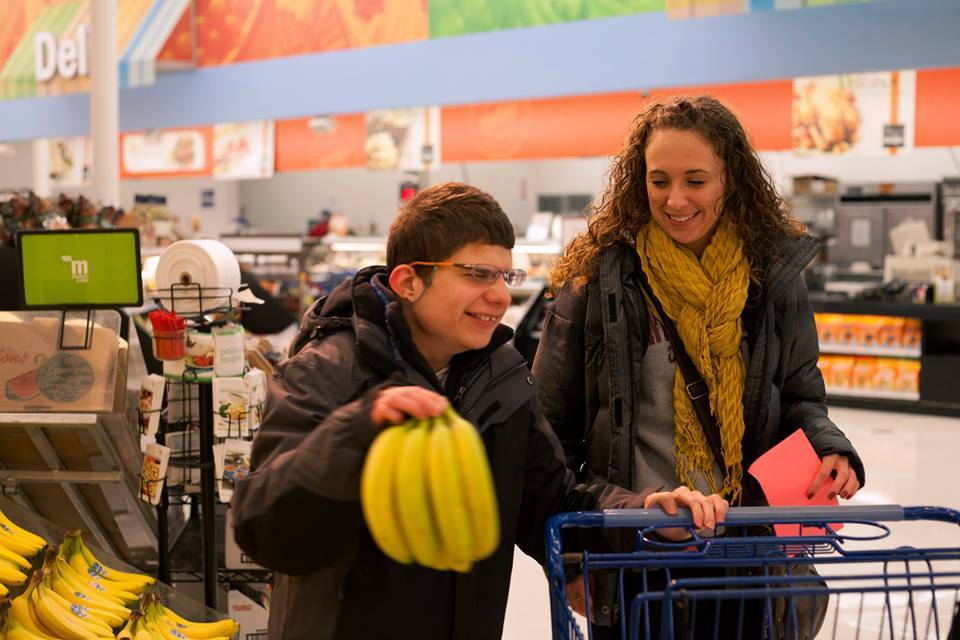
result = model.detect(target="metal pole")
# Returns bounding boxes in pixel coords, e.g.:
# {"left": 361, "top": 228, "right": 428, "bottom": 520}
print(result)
{"left": 198, "top": 383, "right": 218, "bottom": 609}
{"left": 156, "top": 420, "right": 170, "bottom": 586}
{"left": 90, "top": 0, "right": 119, "bottom": 207}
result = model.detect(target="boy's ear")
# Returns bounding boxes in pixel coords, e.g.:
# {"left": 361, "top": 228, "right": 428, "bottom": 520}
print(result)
{"left": 388, "top": 265, "right": 425, "bottom": 302}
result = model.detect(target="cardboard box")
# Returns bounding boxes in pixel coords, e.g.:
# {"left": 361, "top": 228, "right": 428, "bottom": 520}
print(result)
{"left": 228, "top": 589, "right": 269, "bottom": 640}
{"left": 225, "top": 506, "right": 265, "bottom": 570}
{"left": 793, "top": 175, "right": 839, "bottom": 197}
{"left": 0, "top": 312, "right": 121, "bottom": 412}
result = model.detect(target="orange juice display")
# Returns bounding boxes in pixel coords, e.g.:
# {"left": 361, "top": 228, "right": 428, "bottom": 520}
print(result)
{"left": 815, "top": 314, "right": 921, "bottom": 353}
{"left": 895, "top": 360, "right": 921, "bottom": 394}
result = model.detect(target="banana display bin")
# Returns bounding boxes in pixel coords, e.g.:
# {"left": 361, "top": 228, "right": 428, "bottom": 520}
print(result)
{"left": 0, "top": 496, "right": 239, "bottom": 637}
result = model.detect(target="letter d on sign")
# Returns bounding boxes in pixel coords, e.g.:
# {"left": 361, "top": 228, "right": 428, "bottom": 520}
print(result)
{"left": 34, "top": 32, "right": 56, "bottom": 82}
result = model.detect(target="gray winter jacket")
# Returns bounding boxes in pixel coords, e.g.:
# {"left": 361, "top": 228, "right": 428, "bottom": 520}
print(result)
{"left": 231, "top": 267, "right": 643, "bottom": 640}
{"left": 532, "top": 234, "right": 865, "bottom": 495}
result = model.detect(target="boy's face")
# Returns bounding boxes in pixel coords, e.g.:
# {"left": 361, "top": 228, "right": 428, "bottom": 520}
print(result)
{"left": 400, "top": 242, "right": 513, "bottom": 372}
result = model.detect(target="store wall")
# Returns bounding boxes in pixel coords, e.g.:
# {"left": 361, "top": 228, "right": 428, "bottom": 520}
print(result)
{"left": 0, "top": 141, "right": 36, "bottom": 190}
{"left": 239, "top": 150, "right": 960, "bottom": 235}
{"left": 238, "top": 157, "right": 611, "bottom": 235}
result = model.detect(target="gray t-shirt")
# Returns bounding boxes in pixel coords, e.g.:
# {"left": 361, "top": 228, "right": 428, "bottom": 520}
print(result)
{"left": 632, "top": 303, "right": 723, "bottom": 495}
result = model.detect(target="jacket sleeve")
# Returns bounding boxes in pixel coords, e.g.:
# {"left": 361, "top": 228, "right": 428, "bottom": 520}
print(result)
{"left": 531, "top": 283, "right": 589, "bottom": 476}
{"left": 514, "top": 398, "right": 650, "bottom": 567}
{"left": 778, "top": 276, "right": 866, "bottom": 487}
{"left": 231, "top": 339, "right": 386, "bottom": 576}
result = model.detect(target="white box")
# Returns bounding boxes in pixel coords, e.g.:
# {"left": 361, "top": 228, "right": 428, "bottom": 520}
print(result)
{"left": 228, "top": 589, "right": 269, "bottom": 640}
{"left": 225, "top": 506, "right": 265, "bottom": 570}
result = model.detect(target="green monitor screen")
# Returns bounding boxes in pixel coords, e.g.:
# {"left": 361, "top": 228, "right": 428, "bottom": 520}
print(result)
{"left": 18, "top": 229, "right": 143, "bottom": 309}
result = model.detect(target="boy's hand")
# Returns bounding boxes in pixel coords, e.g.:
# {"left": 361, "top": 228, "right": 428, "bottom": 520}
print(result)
{"left": 371, "top": 386, "right": 449, "bottom": 426}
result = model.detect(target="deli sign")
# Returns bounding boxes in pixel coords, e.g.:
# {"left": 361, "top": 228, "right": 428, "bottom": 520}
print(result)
{"left": 34, "top": 24, "right": 89, "bottom": 83}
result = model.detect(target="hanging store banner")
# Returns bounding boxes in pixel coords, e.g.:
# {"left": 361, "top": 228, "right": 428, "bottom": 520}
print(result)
{"left": 275, "top": 114, "right": 367, "bottom": 171}
{"left": 792, "top": 70, "right": 916, "bottom": 156}
{"left": 429, "top": 0, "right": 664, "bottom": 38}
{"left": 195, "top": 0, "right": 428, "bottom": 67}
{"left": 365, "top": 107, "right": 441, "bottom": 171}
{"left": 213, "top": 120, "right": 276, "bottom": 180}
{"left": 0, "top": 0, "right": 190, "bottom": 101}
{"left": 915, "top": 67, "right": 960, "bottom": 148}
{"left": 666, "top": 0, "right": 747, "bottom": 20}
{"left": 441, "top": 80, "right": 791, "bottom": 162}
{"left": 120, "top": 127, "right": 213, "bottom": 179}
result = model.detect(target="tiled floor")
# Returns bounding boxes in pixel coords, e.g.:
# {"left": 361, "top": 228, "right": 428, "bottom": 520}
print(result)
{"left": 502, "top": 407, "right": 960, "bottom": 639}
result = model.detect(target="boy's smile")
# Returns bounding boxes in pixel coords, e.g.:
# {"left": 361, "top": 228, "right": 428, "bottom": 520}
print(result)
{"left": 400, "top": 242, "right": 512, "bottom": 372}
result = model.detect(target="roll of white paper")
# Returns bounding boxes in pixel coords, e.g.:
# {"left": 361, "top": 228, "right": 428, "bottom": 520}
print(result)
{"left": 155, "top": 240, "right": 241, "bottom": 314}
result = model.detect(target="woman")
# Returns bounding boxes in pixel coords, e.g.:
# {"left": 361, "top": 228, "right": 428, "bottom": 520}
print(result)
{"left": 532, "top": 95, "right": 864, "bottom": 636}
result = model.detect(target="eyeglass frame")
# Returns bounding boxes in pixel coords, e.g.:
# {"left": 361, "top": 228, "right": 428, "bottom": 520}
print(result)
{"left": 407, "top": 261, "right": 528, "bottom": 287}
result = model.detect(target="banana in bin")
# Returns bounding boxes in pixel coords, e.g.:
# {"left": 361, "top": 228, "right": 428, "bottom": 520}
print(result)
{"left": 361, "top": 406, "right": 500, "bottom": 572}
{"left": 0, "top": 508, "right": 46, "bottom": 563}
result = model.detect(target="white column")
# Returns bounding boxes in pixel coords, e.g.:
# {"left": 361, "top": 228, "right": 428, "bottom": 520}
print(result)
{"left": 31, "top": 139, "right": 51, "bottom": 198}
{"left": 90, "top": 0, "right": 119, "bottom": 207}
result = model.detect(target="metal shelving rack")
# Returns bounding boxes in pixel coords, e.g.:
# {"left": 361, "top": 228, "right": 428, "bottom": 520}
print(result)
{"left": 0, "top": 411, "right": 155, "bottom": 557}
{"left": 147, "top": 282, "right": 269, "bottom": 609}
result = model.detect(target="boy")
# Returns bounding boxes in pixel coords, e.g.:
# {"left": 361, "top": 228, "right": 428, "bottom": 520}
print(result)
{"left": 232, "top": 183, "right": 645, "bottom": 639}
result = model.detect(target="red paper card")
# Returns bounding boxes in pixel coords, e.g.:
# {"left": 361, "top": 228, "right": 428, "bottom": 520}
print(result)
{"left": 747, "top": 428, "right": 842, "bottom": 538}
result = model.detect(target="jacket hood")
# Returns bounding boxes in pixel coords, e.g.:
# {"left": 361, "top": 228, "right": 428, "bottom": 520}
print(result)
{"left": 289, "top": 266, "right": 515, "bottom": 384}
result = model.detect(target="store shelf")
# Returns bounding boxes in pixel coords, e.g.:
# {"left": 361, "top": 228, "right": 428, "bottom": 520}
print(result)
{"left": 810, "top": 297, "right": 960, "bottom": 322}
{"left": 0, "top": 412, "right": 156, "bottom": 559}
{"left": 820, "top": 344, "right": 921, "bottom": 358}
{"left": 825, "top": 386, "right": 920, "bottom": 402}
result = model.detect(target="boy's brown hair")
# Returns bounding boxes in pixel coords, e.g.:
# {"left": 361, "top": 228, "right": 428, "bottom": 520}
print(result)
{"left": 386, "top": 182, "right": 515, "bottom": 271}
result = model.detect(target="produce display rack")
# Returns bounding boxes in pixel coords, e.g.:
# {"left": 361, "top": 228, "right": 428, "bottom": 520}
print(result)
{"left": 145, "top": 283, "right": 268, "bottom": 609}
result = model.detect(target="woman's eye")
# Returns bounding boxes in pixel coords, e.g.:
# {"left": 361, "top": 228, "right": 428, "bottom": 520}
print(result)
{"left": 688, "top": 180, "right": 705, "bottom": 186}
{"left": 650, "top": 181, "right": 667, "bottom": 188}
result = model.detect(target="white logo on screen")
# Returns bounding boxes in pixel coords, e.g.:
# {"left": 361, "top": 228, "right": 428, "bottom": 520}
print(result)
{"left": 61, "top": 255, "right": 89, "bottom": 283}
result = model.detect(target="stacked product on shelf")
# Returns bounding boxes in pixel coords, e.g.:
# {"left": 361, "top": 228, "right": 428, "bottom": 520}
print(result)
{"left": 814, "top": 313, "right": 922, "bottom": 400}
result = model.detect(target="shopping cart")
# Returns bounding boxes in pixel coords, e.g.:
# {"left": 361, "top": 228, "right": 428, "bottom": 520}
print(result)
{"left": 546, "top": 505, "right": 960, "bottom": 640}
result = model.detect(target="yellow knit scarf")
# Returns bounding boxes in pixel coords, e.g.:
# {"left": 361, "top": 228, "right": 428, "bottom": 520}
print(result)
{"left": 636, "top": 219, "right": 750, "bottom": 500}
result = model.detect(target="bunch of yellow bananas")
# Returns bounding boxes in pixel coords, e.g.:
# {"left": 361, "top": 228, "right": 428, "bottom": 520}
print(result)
{"left": 0, "top": 510, "right": 46, "bottom": 597}
{"left": 0, "top": 549, "right": 129, "bottom": 639}
{"left": 59, "top": 531, "right": 154, "bottom": 602}
{"left": 360, "top": 407, "right": 500, "bottom": 572}
{"left": 112, "top": 594, "right": 239, "bottom": 640}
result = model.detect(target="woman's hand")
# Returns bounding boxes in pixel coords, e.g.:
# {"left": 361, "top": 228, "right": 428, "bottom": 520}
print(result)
{"left": 806, "top": 453, "right": 861, "bottom": 501}
{"left": 643, "top": 487, "right": 729, "bottom": 542}
{"left": 370, "top": 386, "right": 449, "bottom": 426}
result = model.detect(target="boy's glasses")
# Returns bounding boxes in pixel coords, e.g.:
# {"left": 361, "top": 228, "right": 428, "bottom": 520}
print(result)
{"left": 408, "top": 262, "right": 528, "bottom": 287}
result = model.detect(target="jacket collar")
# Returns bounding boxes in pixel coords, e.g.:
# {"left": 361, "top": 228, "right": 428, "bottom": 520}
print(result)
{"left": 291, "top": 266, "right": 514, "bottom": 388}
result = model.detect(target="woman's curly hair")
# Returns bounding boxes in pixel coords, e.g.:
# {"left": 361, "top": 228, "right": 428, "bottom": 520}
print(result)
{"left": 550, "top": 95, "right": 804, "bottom": 289}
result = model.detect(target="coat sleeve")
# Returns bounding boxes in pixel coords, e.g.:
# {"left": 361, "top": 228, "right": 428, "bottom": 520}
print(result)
{"left": 231, "top": 339, "right": 387, "bottom": 576}
{"left": 778, "top": 277, "right": 866, "bottom": 487}
{"left": 531, "top": 283, "right": 589, "bottom": 476}
{"left": 514, "top": 398, "right": 650, "bottom": 566}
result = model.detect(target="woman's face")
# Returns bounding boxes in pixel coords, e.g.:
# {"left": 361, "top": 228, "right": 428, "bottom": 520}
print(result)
{"left": 644, "top": 128, "right": 725, "bottom": 257}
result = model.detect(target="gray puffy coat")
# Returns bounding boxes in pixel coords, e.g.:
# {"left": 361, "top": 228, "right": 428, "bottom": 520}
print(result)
{"left": 532, "top": 234, "right": 865, "bottom": 495}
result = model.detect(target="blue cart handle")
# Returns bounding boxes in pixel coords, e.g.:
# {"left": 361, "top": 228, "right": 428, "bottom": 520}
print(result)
{"left": 596, "top": 505, "right": 960, "bottom": 528}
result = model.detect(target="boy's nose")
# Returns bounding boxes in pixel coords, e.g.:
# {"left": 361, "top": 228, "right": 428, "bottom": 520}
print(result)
{"left": 486, "top": 278, "right": 511, "bottom": 306}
